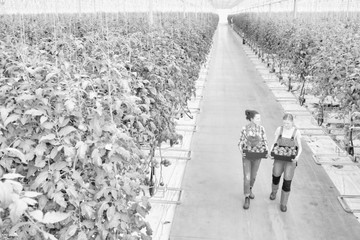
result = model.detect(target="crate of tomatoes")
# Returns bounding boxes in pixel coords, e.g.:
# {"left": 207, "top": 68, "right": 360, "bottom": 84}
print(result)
{"left": 270, "top": 143, "right": 298, "bottom": 161}
{"left": 243, "top": 145, "right": 268, "bottom": 159}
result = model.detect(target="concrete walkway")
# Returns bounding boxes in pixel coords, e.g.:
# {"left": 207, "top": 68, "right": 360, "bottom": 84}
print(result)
{"left": 169, "top": 23, "right": 360, "bottom": 240}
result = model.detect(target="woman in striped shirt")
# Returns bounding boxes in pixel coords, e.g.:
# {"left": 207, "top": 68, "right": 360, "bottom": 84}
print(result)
{"left": 238, "top": 110, "right": 269, "bottom": 210}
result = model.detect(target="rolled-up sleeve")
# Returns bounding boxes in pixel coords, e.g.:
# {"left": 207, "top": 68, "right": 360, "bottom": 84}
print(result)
{"left": 239, "top": 127, "right": 246, "bottom": 147}
{"left": 261, "top": 126, "right": 268, "bottom": 147}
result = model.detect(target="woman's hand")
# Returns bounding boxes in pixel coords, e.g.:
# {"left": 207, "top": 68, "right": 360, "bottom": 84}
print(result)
{"left": 237, "top": 143, "right": 244, "bottom": 157}
{"left": 292, "top": 156, "right": 299, "bottom": 163}
{"left": 267, "top": 147, "right": 272, "bottom": 158}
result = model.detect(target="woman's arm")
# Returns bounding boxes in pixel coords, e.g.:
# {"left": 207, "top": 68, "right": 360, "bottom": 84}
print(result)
{"left": 270, "top": 127, "right": 280, "bottom": 152}
{"left": 295, "top": 130, "right": 302, "bottom": 160}
{"left": 238, "top": 127, "right": 246, "bottom": 151}
{"left": 261, "top": 126, "right": 269, "bottom": 151}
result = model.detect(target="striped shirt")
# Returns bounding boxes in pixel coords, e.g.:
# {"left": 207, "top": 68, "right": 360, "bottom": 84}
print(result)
{"left": 239, "top": 124, "right": 268, "bottom": 148}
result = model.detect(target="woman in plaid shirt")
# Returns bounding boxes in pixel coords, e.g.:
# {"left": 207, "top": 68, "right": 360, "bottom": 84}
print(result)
{"left": 238, "top": 110, "right": 269, "bottom": 210}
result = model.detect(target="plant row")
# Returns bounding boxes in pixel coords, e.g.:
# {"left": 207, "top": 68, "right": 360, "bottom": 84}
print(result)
{"left": 228, "top": 13, "right": 360, "bottom": 113}
{"left": 0, "top": 12, "right": 218, "bottom": 240}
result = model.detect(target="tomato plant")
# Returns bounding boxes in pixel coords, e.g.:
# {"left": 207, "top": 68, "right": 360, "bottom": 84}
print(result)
{"left": 230, "top": 13, "right": 360, "bottom": 113}
{"left": 0, "top": 12, "right": 218, "bottom": 240}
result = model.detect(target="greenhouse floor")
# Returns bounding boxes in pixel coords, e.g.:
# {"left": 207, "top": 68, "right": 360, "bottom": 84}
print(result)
{"left": 168, "top": 23, "right": 360, "bottom": 240}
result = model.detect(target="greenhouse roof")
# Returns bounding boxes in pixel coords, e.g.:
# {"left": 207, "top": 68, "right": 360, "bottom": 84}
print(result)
{"left": 208, "top": 0, "right": 245, "bottom": 9}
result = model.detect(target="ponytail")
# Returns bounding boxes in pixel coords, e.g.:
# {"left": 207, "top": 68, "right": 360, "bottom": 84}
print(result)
{"left": 245, "top": 110, "right": 259, "bottom": 121}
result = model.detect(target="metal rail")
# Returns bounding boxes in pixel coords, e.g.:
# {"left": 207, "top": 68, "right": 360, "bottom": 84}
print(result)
{"left": 337, "top": 195, "right": 360, "bottom": 213}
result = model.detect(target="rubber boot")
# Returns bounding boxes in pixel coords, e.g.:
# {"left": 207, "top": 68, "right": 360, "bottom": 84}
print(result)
{"left": 269, "top": 184, "right": 279, "bottom": 200}
{"left": 243, "top": 197, "right": 250, "bottom": 210}
{"left": 249, "top": 187, "right": 255, "bottom": 199}
{"left": 280, "top": 190, "right": 290, "bottom": 212}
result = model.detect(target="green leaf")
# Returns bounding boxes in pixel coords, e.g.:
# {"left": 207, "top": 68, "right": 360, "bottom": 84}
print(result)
{"left": 24, "top": 109, "right": 44, "bottom": 116}
{"left": 2, "top": 173, "right": 24, "bottom": 179}
{"left": 6, "top": 180, "right": 23, "bottom": 193}
{"left": 50, "top": 147, "right": 58, "bottom": 159}
{"left": 23, "top": 191, "right": 42, "bottom": 198}
{"left": 72, "top": 171, "right": 85, "bottom": 186}
{"left": 42, "top": 122, "right": 54, "bottom": 130}
{"left": 81, "top": 204, "right": 95, "bottom": 219}
{"left": 0, "top": 181, "right": 14, "bottom": 207}
{"left": 116, "top": 147, "right": 130, "bottom": 160}
{"left": 45, "top": 71, "right": 59, "bottom": 81}
{"left": 91, "top": 149, "right": 101, "bottom": 166}
{"left": 66, "top": 225, "right": 78, "bottom": 239}
{"left": 105, "top": 143, "right": 112, "bottom": 150}
{"left": 42, "top": 211, "right": 71, "bottom": 224}
{"left": 141, "top": 196, "right": 149, "bottom": 207}
{"left": 9, "top": 222, "right": 32, "bottom": 237}
{"left": 39, "top": 134, "right": 56, "bottom": 142}
{"left": 97, "top": 202, "right": 109, "bottom": 218}
{"left": 53, "top": 192, "right": 67, "bottom": 208}
{"left": 136, "top": 204, "right": 147, "bottom": 218}
{"left": 20, "top": 139, "right": 35, "bottom": 153}
{"left": 42, "top": 232, "right": 58, "bottom": 240}
{"left": 40, "top": 116, "right": 48, "bottom": 124}
{"left": 77, "top": 232, "right": 88, "bottom": 240}
{"left": 64, "top": 146, "right": 76, "bottom": 157}
{"left": 76, "top": 141, "right": 88, "bottom": 160}
{"left": 90, "top": 115, "right": 102, "bottom": 136}
{"left": 167, "top": 79, "right": 175, "bottom": 88}
{"left": 21, "top": 197, "right": 37, "bottom": 206}
{"left": 65, "top": 99, "right": 76, "bottom": 112}
{"left": 35, "top": 156, "right": 46, "bottom": 168}
{"left": 0, "top": 107, "right": 12, "bottom": 123}
{"left": 123, "top": 115, "right": 135, "bottom": 122}
{"left": 50, "top": 161, "right": 67, "bottom": 171}
{"left": 120, "top": 221, "right": 128, "bottom": 231}
{"left": 34, "top": 142, "right": 47, "bottom": 156}
{"left": 108, "top": 212, "right": 121, "bottom": 229}
{"left": 66, "top": 186, "right": 79, "bottom": 201}
{"left": 31, "top": 171, "right": 48, "bottom": 189}
{"left": 59, "top": 126, "right": 76, "bottom": 137}
{"left": 9, "top": 198, "right": 28, "bottom": 222}
{"left": 4, "top": 114, "right": 20, "bottom": 127}
{"left": 81, "top": 220, "right": 94, "bottom": 229}
{"left": 2, "top": 148, "right": 26, "bottom": 163}
{"left": 29, "top": 210, "right": 43, "bottom": 222}
{"left": 38, "top": 195, "right": 48, "bottom": 210}
{"left": 148, "top": 86, "right": 157, "bottom": 95}
{"left": 106, "top": 206, "right": 116, "bottom": 221}
{"left": 16, "top": 94, "right": 35, "bottom": 102}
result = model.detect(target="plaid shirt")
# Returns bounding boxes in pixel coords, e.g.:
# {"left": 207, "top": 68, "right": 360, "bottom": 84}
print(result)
{"left": 239, "top": 124, "right": 268, "bottom": 148}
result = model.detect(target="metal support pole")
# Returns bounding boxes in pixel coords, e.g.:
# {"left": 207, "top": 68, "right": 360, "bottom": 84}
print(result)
{"left": 78, "top": 0, "right": 81, "bottom": 16}
{"left": 269, "top": 3, "right": 272, "bottom": 15}
{"left": 183, "top": 0, "right": 186, "bottom": 19}
{"left": 149, "top": 0, "right": 154, "bottom": 26}
{"left": 293, "top": 0, "right": 297, "bottom": 19}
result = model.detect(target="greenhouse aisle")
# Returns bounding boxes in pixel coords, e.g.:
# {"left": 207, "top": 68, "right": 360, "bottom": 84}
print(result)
{"left": 169, "top": 23, "right": 360, "bottom": 240}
